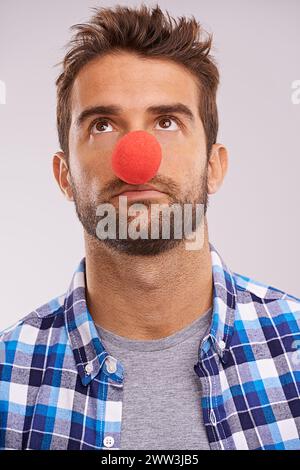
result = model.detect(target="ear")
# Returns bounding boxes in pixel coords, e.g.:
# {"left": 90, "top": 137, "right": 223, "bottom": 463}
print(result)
{"left": 207, "top": 143, "right": 229, "bottom": 194}
{"left": 52, "top": 151, "right": 74, "bottom": 201}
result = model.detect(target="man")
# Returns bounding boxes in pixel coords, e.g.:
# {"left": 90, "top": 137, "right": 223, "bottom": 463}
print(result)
{"left": 0, "top": 4, "right": 300, "bottom": 451}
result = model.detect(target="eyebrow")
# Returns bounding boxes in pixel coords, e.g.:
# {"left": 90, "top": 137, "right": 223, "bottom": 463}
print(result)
{"left": 75, "top": 103, "right": 195, "bottom": 128}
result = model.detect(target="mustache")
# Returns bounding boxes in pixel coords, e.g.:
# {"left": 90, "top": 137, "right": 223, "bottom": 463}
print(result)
{"left": 103, "top": 175, "right": 180, "bottom": 200}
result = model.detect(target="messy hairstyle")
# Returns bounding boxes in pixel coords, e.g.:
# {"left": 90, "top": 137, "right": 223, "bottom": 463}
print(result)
{"left": 55, "top": 3, "right": 219, "bottom": 159}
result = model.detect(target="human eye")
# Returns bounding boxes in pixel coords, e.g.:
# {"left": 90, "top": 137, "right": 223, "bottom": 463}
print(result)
{"left": 90, "top": 118, "right": 114, "bottom": 134}
{"left": 154, "top": 116, "right": 180, "bottom": 131}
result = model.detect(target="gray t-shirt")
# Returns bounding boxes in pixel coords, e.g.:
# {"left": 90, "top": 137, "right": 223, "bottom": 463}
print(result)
{"left": 95, "top": 307, "right": 212, "bottom": 450}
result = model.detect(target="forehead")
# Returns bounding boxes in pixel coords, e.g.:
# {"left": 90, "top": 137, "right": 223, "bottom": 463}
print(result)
{"left": 70, "top": 52, "right": 200, "bottom": 116}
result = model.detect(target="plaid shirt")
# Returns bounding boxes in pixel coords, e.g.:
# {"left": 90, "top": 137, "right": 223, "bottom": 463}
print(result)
{"left": 1, "top": 243, "right": 300, "bottom": 450}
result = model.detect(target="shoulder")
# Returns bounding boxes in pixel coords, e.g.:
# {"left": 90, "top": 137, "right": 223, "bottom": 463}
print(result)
{"left": 0, "top": 293, "right": 66, "bottom": 349}
{"left": 233, "top": 271, "right": 300, "bottom": 324}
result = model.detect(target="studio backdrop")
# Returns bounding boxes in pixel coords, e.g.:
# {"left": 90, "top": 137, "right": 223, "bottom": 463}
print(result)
{"left": 0, "top": 0, "right": 299, "bottom": 330}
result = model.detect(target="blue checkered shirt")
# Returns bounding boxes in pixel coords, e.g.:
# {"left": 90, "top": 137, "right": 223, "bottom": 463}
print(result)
{"left": 1, "top": 243, "right": 300, "bottom": 450}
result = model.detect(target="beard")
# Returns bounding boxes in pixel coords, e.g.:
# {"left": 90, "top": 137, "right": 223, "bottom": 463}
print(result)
{"left": 69, "top": 169, "right": 209, "bottom": 257}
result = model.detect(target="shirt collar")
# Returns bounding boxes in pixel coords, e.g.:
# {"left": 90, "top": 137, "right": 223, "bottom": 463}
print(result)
{"left": 64, "top": 242, "right": 237, "bottom": 385}
{"left": 63, "top": 259, "right": 124, "bottom": 386}
{"left": 206, "top": 242, "right": 237, "bottom": 364}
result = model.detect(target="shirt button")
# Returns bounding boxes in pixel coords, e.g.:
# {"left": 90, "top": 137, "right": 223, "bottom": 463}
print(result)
{"left": 103, "top": 435, "right": 114, "bottom": 448}
{"left": 85, "top": 362, "right": 93, "bottom": 375}
{"left": 210, "top": 409, "right": 217, "bottom": 426}
{"left": 105, "top": 357, "right": 117, "bottom": 374}
{"left": 218, "top": 339, "right": 226, "bottom": 351}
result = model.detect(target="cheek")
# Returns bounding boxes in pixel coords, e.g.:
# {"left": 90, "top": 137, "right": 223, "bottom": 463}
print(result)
{"left": 159, "top": 140, "right": 205, "bottom": 183}
{"left": 69, "top": 147, "right": 116, "bottom": 191}
{"left": 156, "top": 137, "right": 185, "bottom": 174}
{"left": 69, "top": 124, "right": 116, "bottom": 173}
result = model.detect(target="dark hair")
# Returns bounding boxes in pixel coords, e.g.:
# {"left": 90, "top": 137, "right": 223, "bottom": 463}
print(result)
{"left": 55, "top": 3, "right": 219, "bottom": 159}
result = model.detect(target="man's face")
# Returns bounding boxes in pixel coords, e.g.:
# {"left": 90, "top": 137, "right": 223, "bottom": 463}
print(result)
{"left": 66, "top": 51, "right": 209, "bottom": 256}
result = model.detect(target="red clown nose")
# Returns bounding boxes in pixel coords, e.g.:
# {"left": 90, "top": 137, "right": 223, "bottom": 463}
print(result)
{"left": 111, "top": 130, "right": 162, "bottom": 184}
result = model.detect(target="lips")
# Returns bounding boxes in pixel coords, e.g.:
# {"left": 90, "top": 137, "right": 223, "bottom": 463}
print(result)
{"left": 113, "top": 184, "right": 166, "bottom": 197}
{"left": 111, "top": 184, "right": 167, "bottom": 202}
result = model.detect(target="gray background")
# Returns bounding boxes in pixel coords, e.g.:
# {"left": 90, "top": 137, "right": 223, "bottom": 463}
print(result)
{"left": 0, "top": 0, "right": 299, "bottom": 331}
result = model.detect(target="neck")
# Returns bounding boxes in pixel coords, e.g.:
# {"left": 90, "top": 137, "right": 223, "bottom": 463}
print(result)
{"left": 84, "top": 218, "right": 213, "bottom": 340}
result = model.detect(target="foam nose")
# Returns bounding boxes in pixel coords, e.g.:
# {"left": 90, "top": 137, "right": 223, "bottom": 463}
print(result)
{"left": 111, "top": 130, "right": 162, "bottom": 184}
